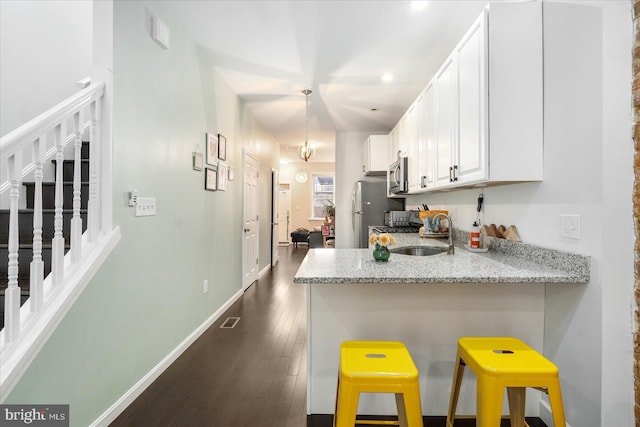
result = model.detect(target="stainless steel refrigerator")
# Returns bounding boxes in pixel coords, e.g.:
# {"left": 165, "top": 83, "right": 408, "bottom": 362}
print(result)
{"left": 351, "top": 178, "right": 404, "bottom": 248}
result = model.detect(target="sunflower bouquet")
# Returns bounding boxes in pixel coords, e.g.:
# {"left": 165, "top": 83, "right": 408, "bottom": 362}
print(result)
{"left": 368, "top": 233, "right": 396, "bottom": 250}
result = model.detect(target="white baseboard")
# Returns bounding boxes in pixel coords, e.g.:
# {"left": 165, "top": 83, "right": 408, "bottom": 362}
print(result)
{"left": 539, "top": 398, "right": 571, "bottom": 427}
{"left": 259, "top": 264, "right": 271, "bottom": 278}
{"left": 90, "top": 288, "right": 244, "bottom": 427}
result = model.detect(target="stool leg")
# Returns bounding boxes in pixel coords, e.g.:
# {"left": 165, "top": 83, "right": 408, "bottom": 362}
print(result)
{"left": 335, "top": 380, "right": 359, "bottom": 427}
{"left": 333, "top": 375, "right": 341, "bottom": 427}
{"left": 395, "top": 393, "right": 409, "bottom": 427}
{"left": 546, "top": 382, "right": 566, "bottom": 427}
{"left": 446, "top": 357, "right": 466, "bottom": 427}
{"left": 476, "top": 377, "right": 503, "bottom": 427}
{"left": 506, "top": 387, "right": 526, "bottom": 427}
{"left": 397, "top": 383, "right": 424, "bottom": 427}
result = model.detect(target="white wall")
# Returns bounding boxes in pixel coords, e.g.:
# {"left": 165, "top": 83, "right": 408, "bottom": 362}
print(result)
{"left": 404, "top": 2, "right": 633, "bottom": 425}
{"left": 598, "top": 2, "right": 634, "bottom": 425}
{"left": 0, "top": 0, "right": 93, "bottom": 137}
{"left": 4, "top": 2, "right": 280, "bottom": 425}
{"left": 335, "top": 131, "right": 380, "bottom": 248}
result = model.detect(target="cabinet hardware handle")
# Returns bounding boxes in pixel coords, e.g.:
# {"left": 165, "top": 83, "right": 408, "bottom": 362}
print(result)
{"left": 453, "top": 165, "right": 459, "bottom": 182}
{"left": 449, "top": 166, "right": 453, "bottom": 182}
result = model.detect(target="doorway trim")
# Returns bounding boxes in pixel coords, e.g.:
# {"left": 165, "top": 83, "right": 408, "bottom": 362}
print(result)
{"left": 242, "top": 150, "right": 259, "bottom": 291}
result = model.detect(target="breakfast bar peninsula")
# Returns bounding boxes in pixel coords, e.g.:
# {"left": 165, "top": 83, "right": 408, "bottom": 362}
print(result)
{"left": 293, "top": 237, "right": 589, "bottom": 420}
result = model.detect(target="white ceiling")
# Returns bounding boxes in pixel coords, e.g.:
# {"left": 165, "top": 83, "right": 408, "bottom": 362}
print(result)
{"left": 155, "top": 0, "right": 503, "bottom": 163}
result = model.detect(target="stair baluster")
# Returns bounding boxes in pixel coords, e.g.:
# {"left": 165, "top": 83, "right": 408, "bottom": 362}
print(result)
{"left": 71, "top": 112, "right": 83, "bottom": 262}
{"left": 87, "top": 100, "right": 100, "bottom": 242}
{"left": 5, "top": 154, "right": 22, "bottom": 342}
{"left": 51, "top": 124, "right": 65, "bottom": 286}
{"left": 30, "top": 137, "right": 44, "bottom": 312}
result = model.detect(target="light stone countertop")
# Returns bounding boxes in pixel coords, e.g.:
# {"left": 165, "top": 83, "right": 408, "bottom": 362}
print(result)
{"left": 293, "top": 232, "right": 590, "bottom": 284}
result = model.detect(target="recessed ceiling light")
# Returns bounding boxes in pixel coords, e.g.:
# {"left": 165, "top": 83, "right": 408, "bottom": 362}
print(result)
{"left": 381, "top": 73, "right": 393, "bottom": 82}
{"left": 280, "top": 159, "right": 289, "bottom": 165}
{"left": 408, "top": 1, "right": 428, "bottom": 11}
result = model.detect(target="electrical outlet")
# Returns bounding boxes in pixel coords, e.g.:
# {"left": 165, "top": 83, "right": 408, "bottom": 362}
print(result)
{"left": 560, "top": 214, "right": 581, "bottom": 240}
{"left": 203, "top": 279, "right": 209, "bottom": 294}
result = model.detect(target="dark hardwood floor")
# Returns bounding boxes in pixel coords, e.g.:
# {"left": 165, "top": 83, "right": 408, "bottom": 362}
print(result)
{"left": 111, "top": 245, "right": 548, "bottom": 427}
{"left": 111, "top": 245, "right": 309, "bottom": 427}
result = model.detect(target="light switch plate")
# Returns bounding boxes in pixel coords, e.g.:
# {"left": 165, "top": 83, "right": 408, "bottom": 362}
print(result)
{"left": 135, "top": 197, "right": 156, "bottom": 217}
{"left": 560, "top": 214, "right": 581, "bottom": 240}
{"left": 151, "top": 16, "right": 170, "bottom": 50}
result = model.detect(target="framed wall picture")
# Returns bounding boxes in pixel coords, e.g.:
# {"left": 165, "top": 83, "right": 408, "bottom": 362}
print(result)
{"left": 217, "top": 162, "right": 228, "bottom": 191}
{"left": 192, "top": 151, "right": 203, "bottom": 171}
{"left": 205, "top": 167, "right": 218, "bottom": 191}
{"left": 218, "top": 134, "right": 227, "bottom": 161}
{"left": 206, "top": 133, "right": 218, "bottom": 165}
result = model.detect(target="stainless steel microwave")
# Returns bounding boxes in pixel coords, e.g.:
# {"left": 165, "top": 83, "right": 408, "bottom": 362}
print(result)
{"left": 389, "top": 156, "right": 408, "bottom": 194}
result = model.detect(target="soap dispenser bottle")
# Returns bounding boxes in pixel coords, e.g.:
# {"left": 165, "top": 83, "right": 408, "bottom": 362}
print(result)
{"left": 470, "top": 221, "right": 482, "bottom": 249}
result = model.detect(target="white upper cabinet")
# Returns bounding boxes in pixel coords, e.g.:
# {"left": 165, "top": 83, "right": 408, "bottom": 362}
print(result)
{"left": 363, "top": 135, "right": 389, "bottom": 175}
{"left": 455, "top": 11, "right": 487, "bottom": 185}
{"left": 405, "top": 102, "right": 421, "bottom": 193}
{"left": 434, "top": 55, "right": 457, "bottom": 188}
{"left": 422, "top": 83, "right": 435, "bottom": 190}
{"left": 393, "top": 2, "right": 542, "bottom": 193}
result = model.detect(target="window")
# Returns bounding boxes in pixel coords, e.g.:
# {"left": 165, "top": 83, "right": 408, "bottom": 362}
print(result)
{"left": 312, "top": 175, "right": 334, "bottom": 219}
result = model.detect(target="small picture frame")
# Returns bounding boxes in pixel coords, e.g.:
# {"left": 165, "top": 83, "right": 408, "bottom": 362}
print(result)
{"left": 205, "top": 167, "right": 217, "bottom": 191}
{"left": 218, "top": 134, "right": 227, "bottom": 161}
{"left": 206, "top": 133, "right": 218, "bottom": 165}
{"left": 217, "top": 162, "right": 228, "bottom": 191}
{"left": 192, "top": 152, "right": 203, "bottom": 171}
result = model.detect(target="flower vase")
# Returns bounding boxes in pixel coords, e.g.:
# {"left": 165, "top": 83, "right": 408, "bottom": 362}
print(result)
{"left": 373, "top": 244, "right": 390, "bottom": 262}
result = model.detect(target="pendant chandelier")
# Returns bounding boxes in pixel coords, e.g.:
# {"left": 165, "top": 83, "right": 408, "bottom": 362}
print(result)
{"left": 297, "top": 89, "right": 314, "bottom": 162}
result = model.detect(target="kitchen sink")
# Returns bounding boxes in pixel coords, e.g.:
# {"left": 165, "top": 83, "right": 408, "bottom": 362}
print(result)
{"left": 390, "top": 246, "right": 447, "bottom": 256}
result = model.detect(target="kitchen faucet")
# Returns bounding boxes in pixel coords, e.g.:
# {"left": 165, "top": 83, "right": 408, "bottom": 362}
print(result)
{"left": 433, "top": 213, "right": 455, "bottom": 255}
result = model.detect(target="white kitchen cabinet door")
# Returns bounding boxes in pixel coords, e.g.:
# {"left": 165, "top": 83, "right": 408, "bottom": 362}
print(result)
{"left": 388, "top": 126, "right": 398, "bottom": 162}
{"left": 455, "top": 11, "right": 488, "bottom": 185}
{"left": 406, "top": 101, "right": 421, "bottom": 193}
{"left": 387, "top": 125, "right": 399, "bottom": 197}
{"left": 422, "top": 82, "right": 436, "bottom": 189}
{"left": 434, "top": 55, "right": 456, "bottom": 188}
{"left": 363, "top": 135, "right": 389, "bottom": 175}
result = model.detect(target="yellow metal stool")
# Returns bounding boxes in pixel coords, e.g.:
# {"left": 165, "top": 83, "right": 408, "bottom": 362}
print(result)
{"left": 334, "top": 341, "right": 423, "bottom": 427}
{"left": 446, "top": 337, "right": 566, "bottom": 427}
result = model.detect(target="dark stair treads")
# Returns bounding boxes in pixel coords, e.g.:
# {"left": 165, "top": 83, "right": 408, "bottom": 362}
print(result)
{"left": 0, "top": 209, "right": 87, "bottom": 245}
{"left": 0, "top": 243, "right": 70, "bottom": 277}
{"left": 53, "top": 159, "right": 90, "bottom": 182}
{"left": 23, "top": 182, "right": 89, "bottom": 210}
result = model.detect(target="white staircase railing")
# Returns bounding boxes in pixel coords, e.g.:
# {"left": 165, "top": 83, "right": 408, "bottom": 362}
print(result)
{"left": 0, "top": 81, "right": 120, "bottom": 401}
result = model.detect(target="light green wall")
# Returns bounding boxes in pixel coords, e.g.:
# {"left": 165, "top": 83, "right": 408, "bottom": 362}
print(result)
{"left": 5, "top": 2, "right": 280, "bottom": 425}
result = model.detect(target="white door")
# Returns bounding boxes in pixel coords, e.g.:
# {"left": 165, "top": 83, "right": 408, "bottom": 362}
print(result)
{"left": 271, "top": 169, "right": 279, "bottom": 267}
{"left": 242, "top": 152, "right": 259, "bottom": 290}
{"left": 278, "top": 183, "right": 291, "bottom": 243}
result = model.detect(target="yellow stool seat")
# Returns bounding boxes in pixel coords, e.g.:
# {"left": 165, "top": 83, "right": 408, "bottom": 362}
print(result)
{"left": 334, "top": 341, "right": 423, "bottom": 427}
{"left": 446, "top": 337, "right": 566, "bottom": 427}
